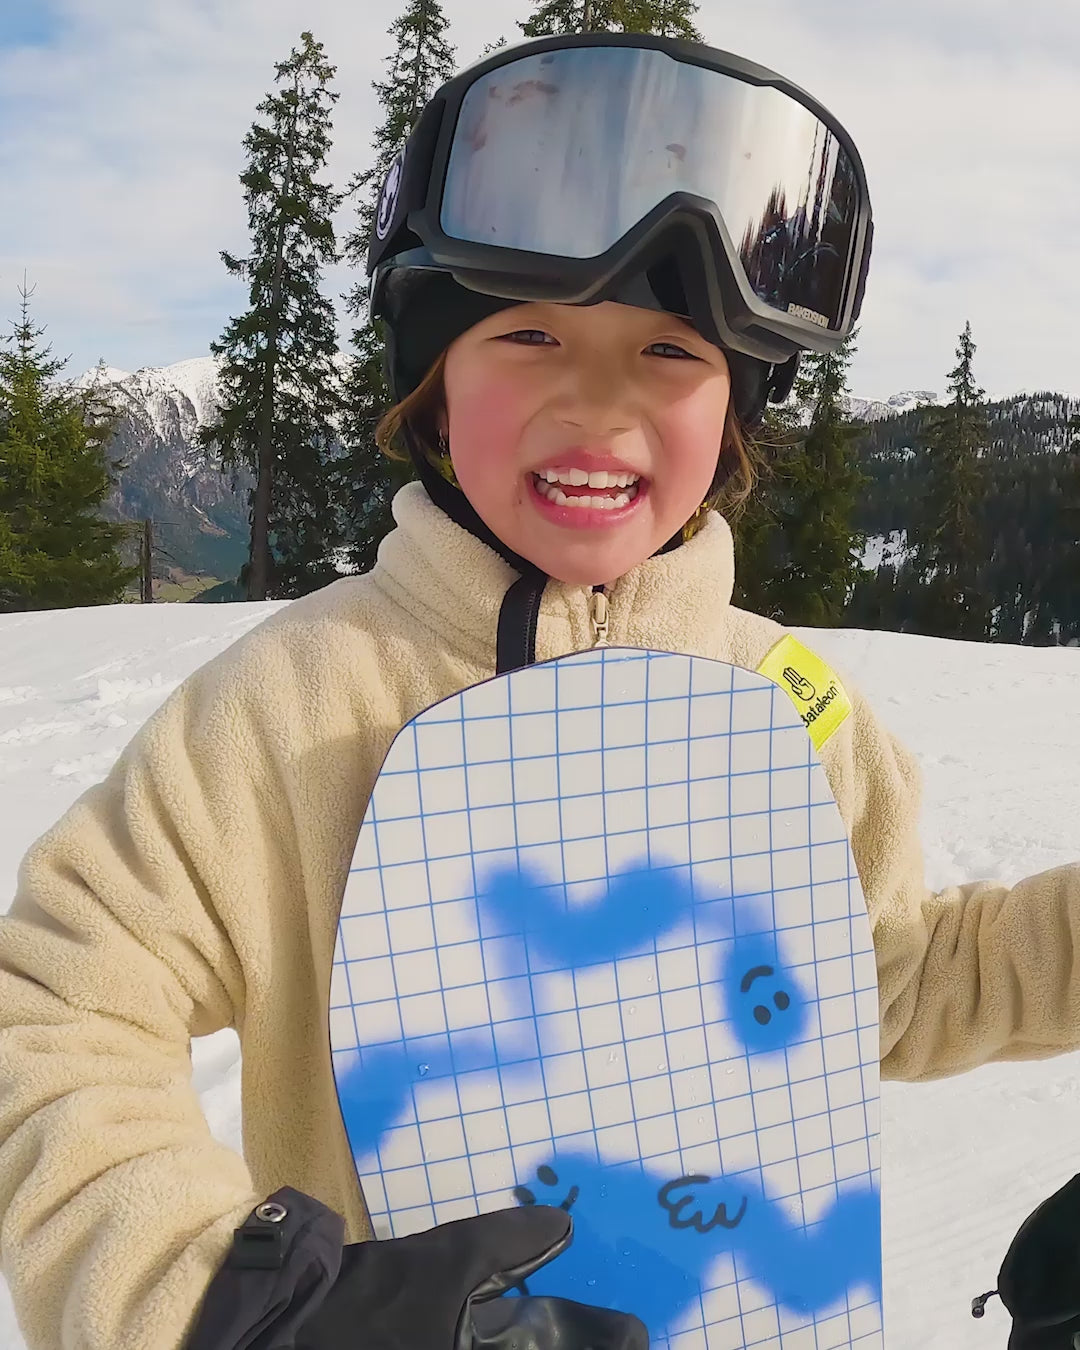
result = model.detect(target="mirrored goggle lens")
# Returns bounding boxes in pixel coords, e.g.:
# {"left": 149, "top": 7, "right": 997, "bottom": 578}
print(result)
{"left": 440, "top": 45, "right": 862, "bottom": 330}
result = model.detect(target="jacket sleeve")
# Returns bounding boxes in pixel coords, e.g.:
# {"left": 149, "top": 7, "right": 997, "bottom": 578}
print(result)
{"left": 0, "top": 636, "right": 299, "bottom": 1350}
{"left": 832, "top": 675, "right": 1080, "bottom": 1082}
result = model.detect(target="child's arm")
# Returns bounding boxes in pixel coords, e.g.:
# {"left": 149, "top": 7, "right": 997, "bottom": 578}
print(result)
{"left": 0, "top": 629, "right": 314, "bottom": 1350}
{"left": 820, "top": 674, "right": 1080, "bottom": 1082}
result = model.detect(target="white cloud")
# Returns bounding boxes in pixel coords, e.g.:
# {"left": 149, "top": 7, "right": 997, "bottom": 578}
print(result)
{"left": 0, "top": 0, "right": 1077, "bottom": 402}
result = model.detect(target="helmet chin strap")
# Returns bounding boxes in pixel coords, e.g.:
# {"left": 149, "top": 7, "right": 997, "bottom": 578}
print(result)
{"left": 401, "top": 423, "right": 551, "bottom": 675}
{"left": 403, "top": 422, "right": 543, "bottom": 578}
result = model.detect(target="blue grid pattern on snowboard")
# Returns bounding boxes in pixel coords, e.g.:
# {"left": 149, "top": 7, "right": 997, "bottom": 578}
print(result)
{"left": 331, "top": 649, "right": 880, "bottom": 1349}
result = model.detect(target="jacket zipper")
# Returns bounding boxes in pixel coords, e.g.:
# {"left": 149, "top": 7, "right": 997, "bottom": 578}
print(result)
{"left": 589, "top": 584, "right": 610, "bottom": 648}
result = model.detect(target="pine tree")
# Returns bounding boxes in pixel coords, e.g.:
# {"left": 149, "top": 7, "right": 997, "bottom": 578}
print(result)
{"left": 733, "top": 335, "right": 867, "bottom": 624}
{"left": 907, "top": 321, "right": 993, "bottom": 640}
{"left": 197, "top": 31, "right": 346, "bottom": 600}
{"left": 520, "top": 0, "right": 701, "bottom": 38}
{"left": 771, "top": 332, "right": 869, "bottom": 625}
{"left": 334, "top": 0, "right": 458, "bottom": 576}
{"left": 0, "top": 282, "right": 138, "bottom": 612}
{"left": 1044, "top": 414, "right": 1080, "bottom": 643}
{"left": 729, "top": 399, "right": 804, "bottom": 620}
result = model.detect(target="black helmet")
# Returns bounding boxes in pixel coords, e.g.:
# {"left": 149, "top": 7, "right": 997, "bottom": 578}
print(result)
{"left": 364, "top": 32, "right": 874, "bottom": 665}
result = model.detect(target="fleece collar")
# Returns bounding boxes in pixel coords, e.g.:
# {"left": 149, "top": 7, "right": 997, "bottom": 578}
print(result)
{"left": 371, "top": 482, "right": 737, "bottom": 669}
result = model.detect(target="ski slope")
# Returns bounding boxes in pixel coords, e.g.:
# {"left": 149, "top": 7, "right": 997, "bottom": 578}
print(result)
{"left": 0, "top": 599, "right": 1077, "bottom": 1349}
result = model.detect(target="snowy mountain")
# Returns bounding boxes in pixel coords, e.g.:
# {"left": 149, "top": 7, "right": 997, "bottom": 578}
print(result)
{"left": 843, "top": 389, "right": 943, "bottom": 422}
{"left": 780, "top": 388, "right": 944, "bottom": 431}
{"left": 74, "top": 355, "right": 363, "bottom": 583}
{"left": 73, "top": 356, "right": 252, "bottom": 583}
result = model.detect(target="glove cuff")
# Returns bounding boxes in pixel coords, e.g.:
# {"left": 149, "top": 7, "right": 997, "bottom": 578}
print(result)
{"left": 185, "top": 1188, "right": 345, "bottom": 1350}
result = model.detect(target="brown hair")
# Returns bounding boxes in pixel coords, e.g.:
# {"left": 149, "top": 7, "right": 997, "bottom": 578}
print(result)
{"left": 374, "top": 346, "right": 771, "bottom": 532}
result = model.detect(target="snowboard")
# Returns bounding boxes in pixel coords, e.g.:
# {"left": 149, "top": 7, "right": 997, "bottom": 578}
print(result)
{"left": 329, "top": 645, "right": 882, "bottom": 1350}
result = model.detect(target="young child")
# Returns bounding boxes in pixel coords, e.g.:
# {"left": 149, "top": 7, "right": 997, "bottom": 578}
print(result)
{"left": 0, "top": 31, "right": 1076, "bottom": 1350}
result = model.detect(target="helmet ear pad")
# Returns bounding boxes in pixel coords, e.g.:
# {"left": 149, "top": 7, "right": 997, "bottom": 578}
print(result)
{"left": 766, "top": 351, "right": 800, "bottom": 406}
{"left": 726, "top": 349, "right": 800, "bottom": 431}
{"left": 708, "top": 350, "right": 799, "bottom": 494}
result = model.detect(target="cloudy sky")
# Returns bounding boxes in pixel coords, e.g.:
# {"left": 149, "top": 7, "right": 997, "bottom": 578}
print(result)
{"left": 1, "top": 0, "right": 1078, "bottom": 403}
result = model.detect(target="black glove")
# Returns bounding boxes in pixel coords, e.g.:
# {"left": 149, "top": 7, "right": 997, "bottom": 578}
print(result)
{"left": 186, "top": 1188, "right": 648, "bottom": 1350}
{"left": 468, "top": 1291, "right": 645, "bottom": 1350}
{"left": 971, "top": 1171, "right": 1080, "bottom": 1348}
{"left": 296, "top": 1202, "right": 646, "bottom": 1350}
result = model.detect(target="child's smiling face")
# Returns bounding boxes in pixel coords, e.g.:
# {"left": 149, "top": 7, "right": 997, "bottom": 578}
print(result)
{"left": 437, "top": 299, "right": 732, "bottom": 587}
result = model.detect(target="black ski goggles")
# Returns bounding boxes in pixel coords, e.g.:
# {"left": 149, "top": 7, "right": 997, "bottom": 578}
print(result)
{"left": 367, "top": 32, "right": 874, "bottom": 367}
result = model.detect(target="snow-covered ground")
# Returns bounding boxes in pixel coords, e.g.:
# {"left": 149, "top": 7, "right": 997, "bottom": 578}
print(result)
{"left": 861, "top": 532, "right": 913, "bottom": 572}
{"left": 1, "top": 600, "right": 1078, "bottom": 1349}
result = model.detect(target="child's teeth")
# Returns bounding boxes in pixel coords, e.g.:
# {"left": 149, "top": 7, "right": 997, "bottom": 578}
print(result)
{"left": 536, "top": 475, "right": 639, "bottom": 509}
{"left": 540, "top": 469, "right": 640, "bottom": 489}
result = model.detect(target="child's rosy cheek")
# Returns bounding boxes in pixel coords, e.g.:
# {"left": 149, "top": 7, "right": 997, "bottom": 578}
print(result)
{"left": 455, "top": 387, "right": 527, "bottom": 456}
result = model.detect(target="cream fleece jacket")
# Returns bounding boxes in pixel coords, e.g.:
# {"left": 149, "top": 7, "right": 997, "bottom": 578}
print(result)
{"left": 0, "top": 480, "right": 1077, "bottom": 1350}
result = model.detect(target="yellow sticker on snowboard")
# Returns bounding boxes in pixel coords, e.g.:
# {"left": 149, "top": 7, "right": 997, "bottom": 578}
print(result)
{"left": 756, "top": 634, "right": 852, "bottom": 751}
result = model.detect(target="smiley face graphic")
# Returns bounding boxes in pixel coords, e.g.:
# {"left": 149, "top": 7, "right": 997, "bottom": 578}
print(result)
{"left": 721, "top": 934, "right": 808, "bottom": 1054}
{"left": 514, "top": 1164, "right": 579, "bottom": 1212}
{"left": 742, "top": 964, "right": 792, "bottom": 1024}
